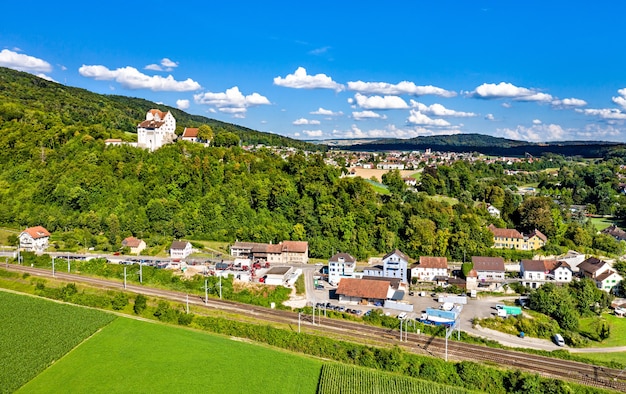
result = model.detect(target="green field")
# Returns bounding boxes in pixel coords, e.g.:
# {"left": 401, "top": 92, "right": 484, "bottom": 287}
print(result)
{"left": 18, "top": 315, "right": 323, "bottom": 393}
{"left": 0, "top": 290, "right": 116, "bottom": 393}
{"left": 365, "top": 179, "right": 391, "bottom": 195}
{"left": 318, "top": 363, "right": 477, "bottom": 394}
{"left": 589, "top": 217, "right": 618, "bottom": 232}
{"left": 579, "top": 314, "right": 626, "bottom": 347}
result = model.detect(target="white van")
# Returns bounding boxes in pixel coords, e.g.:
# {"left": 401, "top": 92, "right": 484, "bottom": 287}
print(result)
{"left": 397, "top": 312, "right": 407, "bottom": 320}
{"left": 553, "top": 333, "right": 565, "bottom": 346}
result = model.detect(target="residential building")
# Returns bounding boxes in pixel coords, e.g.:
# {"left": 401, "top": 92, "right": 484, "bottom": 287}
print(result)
{"left": 382, "top": 249, "right": 410, "bottom": 284}
{"left": 578, "top": 257, "right": 623, "bottom": 293}
{"left": 558, "top": 250, "right": 586, "bottom": 272}
{"left": 376, "top": 162, "right": 405, "bottom": 170}
{"left": 121, "top": 236, "right": 146, "bottom": 255}
{"left": 19, "top": 226, "right": 50, "bottom": 252}
{"left": 410, "top": 256, "right": 448, "bottom": 282}
{"left": 229, "top": 240, "right": 308, "bottom": 264}
{"left": 487, "top": 204, "right": 501, "bottom": 218}
{"left": 488, "top": 224, "right": 547, "bottom": 250}
{"left": 328, "top": 253, "right": 357, "bottom": 285}
{"left": 335, "top": 278, "right": 394, "bottom": 304}
{"left": 104, "top": 138, "right": 123, "bottom": 146}
{"left": 137, "top": 109, "right": 176, "bottom": 152}
{"left": 520, "top": 259, "right": 573, "bottom": 288}
{"left": 601, "top": 224, "right": 626, "bottom": 242}
{"left": 170, "top": 240, "right": 192, "bottom": 259}
{"left": 180, "top": 127, "right": 199, "bottom": 142}
{"left": 471, "top": 256, "right": 505, "bottom": 282}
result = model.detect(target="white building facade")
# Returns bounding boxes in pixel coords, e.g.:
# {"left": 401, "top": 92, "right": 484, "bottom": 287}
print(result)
{"left": 137, "top": 109, "right": 177, "bottom": 151}
{"left": 328, "top": 253, "right": 356, "bottom": 285}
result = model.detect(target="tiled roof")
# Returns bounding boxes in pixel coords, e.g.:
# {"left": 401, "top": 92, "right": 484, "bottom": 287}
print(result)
{"left": 170, "top": 241, "right": 190, "bottom": 250}
{"left": 335, "top": 278, "right": 390, "bottom": 299}
{"left": 596, "top": 270, "right": 620, "bottom": 282}
{"left": 578, "top": 257, "right": 606, "bottom": 274}
{"left": 182, "top": 127, "right": 199, "bottom": 138}
{"left": 471, "top": 256, "right": 505, "bottom": 272}
{"left": 281, "top": 241, "right": 308, "bottom": 253}
{"left": 122, "top": 237, "right": 142, "bottom": 248}
{"left": 138, "top": 120, "right": 165, "bottom": 129}
{"left": 528, "top": 229, "right": 548, "bottom": 242}
{"left": 22, "top": 226, "right": 50, "bottom": 239}
{"left": 521, "top": 259, "right": 548, "bottom": 272}
{"left": 418, "top": 256, "right": 448, "bottom": 269}
{"left": 488, "top": 224, "right": 523, "bottom": 239}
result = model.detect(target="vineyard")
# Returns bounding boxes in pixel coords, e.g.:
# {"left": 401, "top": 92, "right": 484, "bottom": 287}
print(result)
{"left": 0, "top": 290, "right": 116, "bottom": 393}
{"left": 317, "top": 363, "right": 478, "bottom": 394}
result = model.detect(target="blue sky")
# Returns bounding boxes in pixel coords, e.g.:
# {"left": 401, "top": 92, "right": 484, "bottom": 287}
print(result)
{"left": 1, "top": 1, "right": 626, "bottom": 142}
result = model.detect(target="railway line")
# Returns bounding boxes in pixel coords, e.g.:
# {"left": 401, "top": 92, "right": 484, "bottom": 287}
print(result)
{"left": 5, "top": 264, "right": 626, "bottom": 392}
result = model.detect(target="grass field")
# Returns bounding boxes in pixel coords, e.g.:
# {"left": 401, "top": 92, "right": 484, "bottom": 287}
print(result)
{"left": 0, "top": 226, "right": 19, "bottom": 246}
{"left": 579, "top": 314, "right": 626, "bottom": 347}
{"left": 349, "top": 168, "right": 418, "bottom": 182}
{"left": 589, "top": 216, "right": 618, "bottom": 232}
{"left": 576, "top": 351, "right": 626, "bottom": 367}
{"left": 0, "top": 290, "right": 116, "bottom": 393}
{"left": 364, "top": 179, "right": 391, "bottom": 195}
{"left": 18, "top": 315, "right": 323, "bottom": 393}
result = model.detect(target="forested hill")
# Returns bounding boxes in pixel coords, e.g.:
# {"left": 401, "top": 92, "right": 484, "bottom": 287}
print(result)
{"left": 0, "top": 67, "right": 321, "bottom": 151}
{"left": 338, "top": 133, "right": 625, "bottom": 158}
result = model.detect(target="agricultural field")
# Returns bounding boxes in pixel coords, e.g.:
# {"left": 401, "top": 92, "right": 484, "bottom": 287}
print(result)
{"left": 589, "top": 216, "right": 618, "bottom": 232}
{"left": 18, "top": 313, "right": 323, "bottom": 393}
{"left": 317, "top": 363, "right": 477, "bottom": 394}
{"left": 579, "top": 314, "right": 626, "bottom": 347}
{"left": 0, "top": 290, "right": 116, "bottom": 393}
{"left": 349, "top": 167, "right": 419, "bottom": 182}
{"left": 364, "top": 179, "right": 391, "bottom": 195}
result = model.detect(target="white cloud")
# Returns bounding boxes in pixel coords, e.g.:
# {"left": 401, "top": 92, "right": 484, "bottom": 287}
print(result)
{"left": 176, "top": 99, "right": 190, "bottom": 110}
{"left": 498, "top": 123, "right": 568, "bottom": 142}
{"left": 353, "top": 93, "right": 408, "bottom": 110}
{"left": 0, "top": 49, "right": 52, "bottom": 73}
{"left": 410, "top": 100, "right": 476, "bottom": 117}
{"left": 612, "top": 89, "right": 626, "bottom": 110}
{"left": 407, "top": 110, "right": 451, "bottom": 126}
{"left": 576, "top": 124, "right": 622, "bottom": 140}
{"left": 193, "top": 86, "right": 270, "bottom": 117}
{"left": 352, "top": 110, "right": 387, "bottom": 120}
{"left": 552, "top": 97, "right": 587, "bottom": 108}
{"left": 302, "top": 129, "right": 324, "bottom": 137}
{"left": 576, "top": 108, "right": 626, "bottom": 120}
{"left": 79, "top": 65, "right": 201, "bottom": 91}
{"left": 145, "top": 58, "right": 179, "bottom": 72}
{"left": 293, "top": 118, "right": 321, "bottom": 125}
{"left": 331, "top": 124, "right": 460, "bottom": 139}
{"left": 347, "top": 80, "right": 456, "bottom": 98}
{"left": 485, "top": 114, "right": 495, "bottom": 121}
{"left": 502, "top": 102, "right": 512, "bottom": 108}
{"left": 310, "top": 107, "right": 343, "bottom": 116}
{"left": 533, "top": 119, "right": 542, "bottom": 125}
{"left": 309, "top": 46, "right": 331, "bottom": 55}
{"left": 471, "top": 82, "right": 552, "bottom": 102}
{"left": 273, "top": 67, "right": 343, "bottom": 91}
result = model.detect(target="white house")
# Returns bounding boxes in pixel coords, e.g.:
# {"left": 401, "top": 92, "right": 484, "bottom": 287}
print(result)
{"left": 471, "top": 256, "right": 506, "bottom": 282}
{"left": 19, "top": 226, "right": 50, "bottom": 252}
{"left": 137, "top": 109, "right": 177, "bottom": 152}
{"left": 579, "top": 257, "right": 623, "bottom": 293}
{"left": 487, "top": 204, "right": 501, "bottom": 218}
{"left": 170, "top": 240, "right": 192, "bottom": 259}
{"left": 410, "top": 256, "right": 448, "bottom": 282}
{"left": 180, "top": 127, "right": 199, "bottom": 142}
{"left": 381, "top": 249, "right": 410, "bottom": 284}
{"left": 520, "top": 259, "right": 573, "bottom": 289}
{"left": 121, "top": 236, "right": 146, "bottom": 255}
{"left": 328, "top": 253, "right": 357, "bottom": 285}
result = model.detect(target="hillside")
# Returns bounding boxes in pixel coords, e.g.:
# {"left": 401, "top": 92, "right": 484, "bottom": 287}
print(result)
{"left": 335, "top": 133, "right": 625, "bottom": 158}
{"left": 0, "top": 67, "right": 322, "bottom": 151}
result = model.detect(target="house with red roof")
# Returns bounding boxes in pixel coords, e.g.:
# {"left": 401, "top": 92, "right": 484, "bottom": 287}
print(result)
{"left": 121, "top": 236, "right": 146, "bottom": 255}
{"left": 520, "top": 259, "right": 573, "bottom": 289}
{"left": 488, "top": 224, "right": 547, "bottom": 250}
{"left": 19, "top": 226, "right": 50, "bottom": 253}
{"left": 410, "top": 256, "right": 448, "bottom": 282}
{"left": 180, "top": 127, "right": 199, "bottom": 143}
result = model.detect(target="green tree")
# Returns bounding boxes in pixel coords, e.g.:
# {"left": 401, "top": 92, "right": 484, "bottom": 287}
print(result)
{"left": 197, "top": 124, "right": 214, "bottom": 143}
{"left": 133, "top": 294, "right": 147, "bottom": 314}
{"left": 517, "top": 196, "right": 557, "bottom": 237}
{"left": 111, "top": 292, "right": 128, "bottom": 310}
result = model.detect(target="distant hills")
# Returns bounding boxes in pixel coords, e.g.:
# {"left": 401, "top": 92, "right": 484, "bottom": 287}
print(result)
{"left": 0, "top": 67, "right": 322, "bottom": 151}
{"left": 318, "top": 133, "right": 626, "bottom": 158}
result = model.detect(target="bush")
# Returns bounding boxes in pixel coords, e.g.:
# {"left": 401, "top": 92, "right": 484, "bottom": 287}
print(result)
{"left": 133, "top": 294, "right": 147, "bottom": 314}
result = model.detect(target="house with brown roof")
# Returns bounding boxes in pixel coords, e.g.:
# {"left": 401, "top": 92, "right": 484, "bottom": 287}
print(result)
{"left": 488, "top": 224, "right": 547, "bottom": 250}
{"left": 170, "top": 240, "right": 192, "bottom": 259}
{"left": 121, "top": 236, "right": 146, "bottom": 255}
{"left": 578, "top": 257, "right": 623, "bottom": 293}
{"left": 328, "top": 253, "right": 357, "bottom": 285}
{"left": 180, "top": 127, "right": 199, "bottom": 142}
{"left": 335, "top": 278, "right": 394, "bottom": 304}
{"left": 137, "top": 109, "right": 176, "bottom": 152}
{"left": 471, "top": 256, "right": 505, "bottom": 282}
{"left": 601, "top": 224, "right": 626, "bottom": 242}
{"left": 229, "top": 240, "right": 308, "bottom": 265}
{"left": 520, "top": 259, "right": 573, "bottom": 289}
{"left": 410, "top": 256, "right": 448, "bottom": 282}
{"left": 19, "top": 226, "right": 50, "bottom": 252}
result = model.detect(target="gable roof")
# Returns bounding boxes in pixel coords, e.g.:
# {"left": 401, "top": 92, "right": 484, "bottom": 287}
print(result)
{"left": 280, "top": 241, "right": 308, "bottom": 253}
{"left": 578, "top": 257, "right": 607, "bottom": 274}
{"left": 521, "top": 259, "right": 548, "bottom": 272}
{"left": 335, "top": 278, "right": 390, "bottom": 299}
{"left": 138, "top": 119, "right": 165, "bottom": 129}
{"left": 182, "top": 127, "right": 199, "bottom": 138}
{"left": 122, "top": 236, "right": 143, "bottom": 248}
{"left": 471, "top": 256, "right": 505, "bottom": 272}
{"left": 596, "top": 270, "right": 622, "bottom": 282}
{"left": 22, "top": 226, "right": 50, "bottom": 239}
{"left": 488, "top": 224, "right": 523, "bottom": 239}
{"left": 601, "top": 224, "right": 626, "bottom": 241}
{"left": 329, "top": 253, "right": 356, "bottom": 263}
{"left": 544, "top": 260, "right": 571, "bottom": 272}
{"left": 528, "top": 229, "right": 548, "bottom": 242}
{"left": 383, "top": 249, "right": 410, "bottom": 262}
{"left": 418, "top": 256, "right": 448, "bottom": 269}
{"left": 170, "top": 241, "right": 190, "bottom": 250}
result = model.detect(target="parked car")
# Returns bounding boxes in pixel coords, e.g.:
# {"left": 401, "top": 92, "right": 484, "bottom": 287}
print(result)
{"left": 397, "top": 312, "right": 407, "bottom": 320}
{"left": 315, "top": 285, "right": 325, "bottom": 290}
{"left": 553, "top": 333, "right": 565, "bottom": 346}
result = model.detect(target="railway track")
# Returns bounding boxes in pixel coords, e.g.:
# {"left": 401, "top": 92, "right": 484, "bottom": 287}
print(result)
{"left": 5, "top": 264, "right": 626, "bottom": 392}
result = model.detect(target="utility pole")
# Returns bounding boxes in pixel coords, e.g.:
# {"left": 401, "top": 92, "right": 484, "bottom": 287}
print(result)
{"left": 204, "top": 278, "right": 208, "bottom": 305}
{"left": 139, "top": 263, "right": 143, "bottom": 284}
{"left": 219, "top": 274, "right": 222, "bottom": 299}
{"left": 298, "top": 312, "right": 301, "bottom": 333}
{"left": 52, "top": 257, "right": 55, "bottom": 277}
{"left": 124, "top": 266, "right": 127, "bottom": 289}
{"left": 67, "top": 257, "right": 70, "bottom": 273}
{"left": 186, "top": 294, "right": 189, "bottom": 314}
